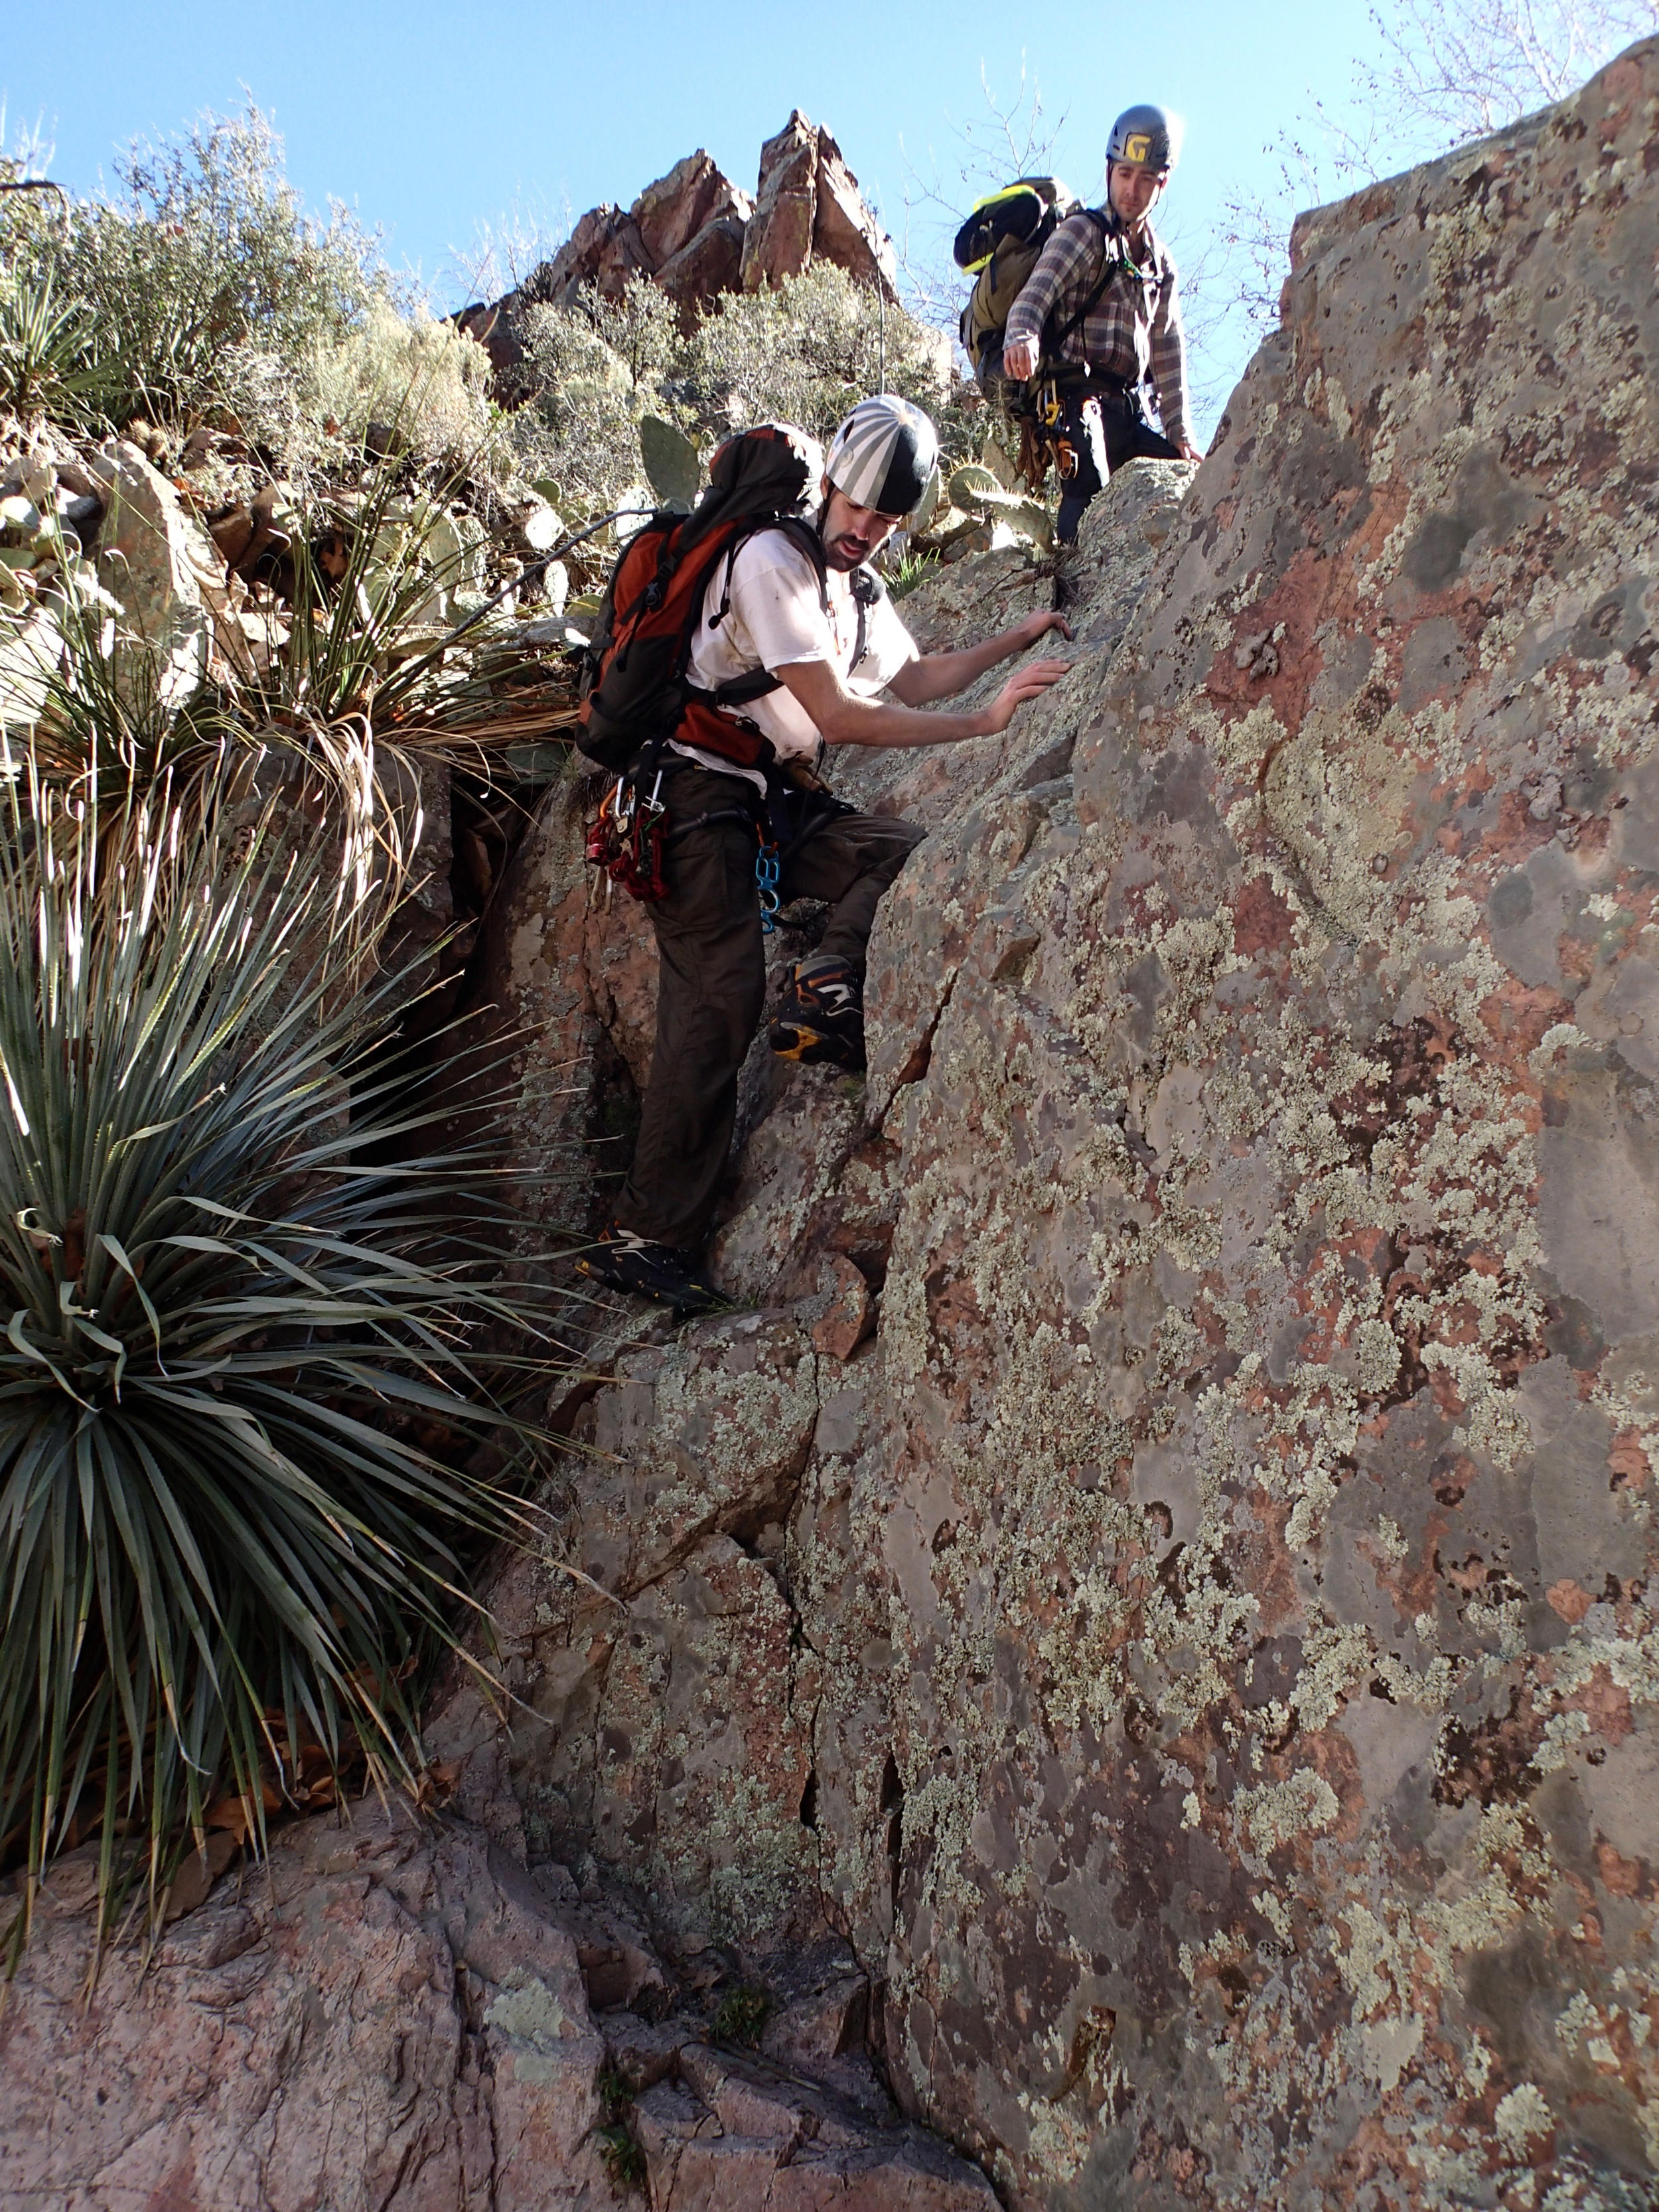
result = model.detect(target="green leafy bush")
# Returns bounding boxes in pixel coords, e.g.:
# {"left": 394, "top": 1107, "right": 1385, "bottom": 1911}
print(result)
{"left": 512, "top": 298, "right": 650, "bottom": 517}
{"left": 0, "top": 767, "right": 555, "bottom": 1958}
{"left": 677, "top": 262, "right": 954, "bottom": 444}
{"left": 47, "top": 108, "right": 385, "bottom": 434}
{"left": 508, "top": 262, "right": 965, "bottom": 526}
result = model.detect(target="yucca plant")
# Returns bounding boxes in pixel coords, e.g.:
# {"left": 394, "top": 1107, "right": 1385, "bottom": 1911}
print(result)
{"left": 0, "top": 263, "right": 121, "bottom": 429}
{"left": 0, "top": 760, "right": 558, "bottom": 1965}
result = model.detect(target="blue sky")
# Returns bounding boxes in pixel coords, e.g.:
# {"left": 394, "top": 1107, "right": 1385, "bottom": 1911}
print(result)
{"left": 5, "top": 0, "right": 1396, "bottom": 433}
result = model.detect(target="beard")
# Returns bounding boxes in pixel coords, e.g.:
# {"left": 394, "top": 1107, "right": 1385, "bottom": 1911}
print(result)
{"left": 818, "top": 496, "right": 890, "bottom": 571}
{"left": 823, "top": 531, "right": 873, "bottom": 572}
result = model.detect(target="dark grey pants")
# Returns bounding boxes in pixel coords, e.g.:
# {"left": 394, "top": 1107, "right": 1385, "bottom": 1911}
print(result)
{"left": 1055, "top": 385, "right": 1181, "bottom": 542}
{"left": 613, "top": 763, "right": 924, "bottom": 1251}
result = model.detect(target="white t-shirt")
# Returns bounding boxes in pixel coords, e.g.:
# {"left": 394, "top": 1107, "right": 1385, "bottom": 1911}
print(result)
{"left": 676, "top": 528, "right": 918, "bottom": 792}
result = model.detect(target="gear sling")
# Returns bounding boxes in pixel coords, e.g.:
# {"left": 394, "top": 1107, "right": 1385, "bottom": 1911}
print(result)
{"left": 577, "top": 423, "right": 872, "bottom": 921}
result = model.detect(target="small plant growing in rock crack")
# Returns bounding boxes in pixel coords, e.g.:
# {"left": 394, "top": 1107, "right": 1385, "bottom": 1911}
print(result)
{"left": 596, "top": 2064, "right": 634, "bottom": 2118}
{"left": 713, "top": 1984, "right": 770, "bottom": 2045}
{"left": 884, "top": 548, "right": 940, "bottom": 599}
{"left": 597, "top": 2121, "right": 646, "bottom": 2191}
{"left": 595, "top": 2063, "right": 645, "bottom": 2189}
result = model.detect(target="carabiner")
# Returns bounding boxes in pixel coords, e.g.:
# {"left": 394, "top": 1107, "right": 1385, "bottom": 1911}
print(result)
{"left": 755, "top": 843, "right": 781, "bottom": 935}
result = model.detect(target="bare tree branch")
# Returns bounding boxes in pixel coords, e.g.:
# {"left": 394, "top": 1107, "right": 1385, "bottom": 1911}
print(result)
{"left": 1209, "top": 0, "right": 1659, "bottom": 370}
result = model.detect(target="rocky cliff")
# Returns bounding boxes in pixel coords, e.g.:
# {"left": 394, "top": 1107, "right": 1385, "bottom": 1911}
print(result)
{"left": 459, "top": 111, "right": 899, "bottom": 378}
{"left": 5, "top": 37, "right": 1659, "bottom": 2212}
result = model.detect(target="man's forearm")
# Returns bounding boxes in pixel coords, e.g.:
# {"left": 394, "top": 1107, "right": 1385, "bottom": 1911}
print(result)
{"left": 820, "top": 690, "right": 997, "bottom": 749}
{"left": 893, "top": 626, "right": 1039, "bottom": 704}
{"left": 776, "top": 648, "right": 1069, "bottom": 751}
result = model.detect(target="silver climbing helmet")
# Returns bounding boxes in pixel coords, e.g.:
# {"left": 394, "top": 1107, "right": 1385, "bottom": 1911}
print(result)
{"left": 824, "top": 395, "right": 940, "bottom": 519}
{"left": 1107, "top": 104, "right": 1183, "bottom": 175}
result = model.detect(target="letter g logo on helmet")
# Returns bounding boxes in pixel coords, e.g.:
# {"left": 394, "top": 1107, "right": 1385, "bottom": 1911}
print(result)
{"left": 1106, "top": 104, "right": 1183, "bottom": 174}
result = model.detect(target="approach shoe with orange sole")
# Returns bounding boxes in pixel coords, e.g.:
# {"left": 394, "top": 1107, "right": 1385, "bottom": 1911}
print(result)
{"left": 769, "top": 954, "right": 865, "bottom": 1071}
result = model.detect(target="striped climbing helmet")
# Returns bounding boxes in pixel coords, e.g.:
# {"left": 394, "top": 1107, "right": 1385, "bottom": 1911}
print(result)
{"left": 824, "top": 395, "right": 940, "bottom": 520}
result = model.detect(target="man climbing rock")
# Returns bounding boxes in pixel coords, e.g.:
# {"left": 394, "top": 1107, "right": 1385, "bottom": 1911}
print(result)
{"left": 1002, "top": 104, "right": 1201, "bottom": 541}
{"left": 581, "top": 394, "right": 1070, "bottom": 1313}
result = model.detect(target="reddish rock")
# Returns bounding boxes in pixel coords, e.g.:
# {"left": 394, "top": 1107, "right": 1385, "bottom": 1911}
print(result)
{"left": 479, "top": 113, "right": 898, "bottom": 377}
{"left": 0, "top": 1799, "right": 996, "bottom": 2209}
{"left": 811, "top": 1254, "right": 873, "bottom": 1361}
{"left": 812, "top": 127, "right": 899, "bottom": 300}
{"left": 741, "top": 110, "right": 819, "bottom": 293}
{"left": 656, "top": 212, "right": 749, "bottom": 316}
{"left": 630, "top": 149, "right": 752, "bottom": 269}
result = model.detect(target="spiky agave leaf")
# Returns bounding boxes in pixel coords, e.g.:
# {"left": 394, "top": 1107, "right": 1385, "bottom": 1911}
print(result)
{"left": 0, "top": 764, "right": 556, "bottom": 1965}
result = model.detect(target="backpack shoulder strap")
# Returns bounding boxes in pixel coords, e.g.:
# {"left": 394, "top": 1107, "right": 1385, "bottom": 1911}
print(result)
{"left": 1047, "top": 208, "right": 1122, "bottom": 361}
{"left": 705, "top": 513, "right": 830, "bottom": 635}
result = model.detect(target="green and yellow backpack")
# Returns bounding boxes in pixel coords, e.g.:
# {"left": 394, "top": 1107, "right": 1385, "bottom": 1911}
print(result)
{"left": 954, "top": 177, "right": 1079, "bottom": 384}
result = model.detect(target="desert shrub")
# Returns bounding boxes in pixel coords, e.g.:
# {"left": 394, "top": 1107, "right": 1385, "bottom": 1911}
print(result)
{"left": 6, "top": 106, "right": 386, "bottom": 436}
{"left": 511, "top": 298, "right": 649, "bottom": 516}
{"left": 223, "top": 297, "right": 499, "bottom": 484}
{"left": 0, "top": 769, "right": 557, "bottom": 1955}
{"left": 676, "top": 262, "right": 952, "bottom": 445}
{"left": 579, "top": 275, "right": 684, "bottom": 396}
{"left": 508, "top": 262, "right": 966, "bottom": 526}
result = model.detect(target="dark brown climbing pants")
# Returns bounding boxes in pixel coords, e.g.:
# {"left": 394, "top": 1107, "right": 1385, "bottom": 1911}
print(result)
{"left": 613, "top": 762, "right": 924, "bottom": 1252}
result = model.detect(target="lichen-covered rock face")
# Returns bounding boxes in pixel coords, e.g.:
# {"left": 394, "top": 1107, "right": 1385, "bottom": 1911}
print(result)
{"left": 844, "top": 44, "right": 1659, "bottom": 2207}
{"left": 445, "top": 39, "right": 1659, "bottom": 2212}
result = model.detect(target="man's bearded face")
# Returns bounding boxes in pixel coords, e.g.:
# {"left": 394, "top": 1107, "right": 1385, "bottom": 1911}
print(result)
{"left": 820, "top": 484, "right": 905, "bottom": 571}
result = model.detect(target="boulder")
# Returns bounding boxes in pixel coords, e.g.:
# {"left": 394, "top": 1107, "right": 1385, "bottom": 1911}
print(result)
{"left": 0, "top": 1799, "right": 619, "bottom": 2212}
{"left": 0, "top": 1796, "right": 997, "bottom": 2211}
{"left": 90, "top": 438, "right": 243, "bottom": 699}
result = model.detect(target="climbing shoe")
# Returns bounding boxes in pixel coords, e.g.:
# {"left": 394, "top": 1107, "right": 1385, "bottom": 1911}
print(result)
{"left": 577, "top": 1222, "right": 726, "bottom": 1315}
{"left": 769, "top": 954, "right": 865, "bottom": 1071}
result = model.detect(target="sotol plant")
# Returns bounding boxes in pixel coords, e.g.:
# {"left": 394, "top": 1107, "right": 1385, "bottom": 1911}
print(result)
{"left": 0, "top": 767, "right": 555, "bottom": 1960}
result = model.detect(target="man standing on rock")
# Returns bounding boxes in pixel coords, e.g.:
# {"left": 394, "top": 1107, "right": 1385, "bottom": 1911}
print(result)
{"left": 581, "top": 394, "right": 1070, "bottom": 1315}
{"left": 1002, "top": 103, "right": 1201, "bottom": 542}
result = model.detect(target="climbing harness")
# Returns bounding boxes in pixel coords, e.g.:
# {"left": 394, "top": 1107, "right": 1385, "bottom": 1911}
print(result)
{"left": 583, "top": 763, "right": 792, "bottom": 931}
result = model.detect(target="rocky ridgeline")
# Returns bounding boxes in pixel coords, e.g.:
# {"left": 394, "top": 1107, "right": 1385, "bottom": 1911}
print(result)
{"left": 7, "top": 37, "right": 1659, "bottom": 2212}
{"left": 459, "top": 111, "right": 899, "bottom": 377}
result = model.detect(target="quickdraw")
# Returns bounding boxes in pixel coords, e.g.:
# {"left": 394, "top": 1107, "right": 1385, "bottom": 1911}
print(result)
{"left": 585, "top": 771, "right": 669, "bottom": 905}
{"left": 1035, "top": 378, "right": 1080, "bottom": 481}
{"left": 755, "top": 842, "right": 781, "bottom": 934}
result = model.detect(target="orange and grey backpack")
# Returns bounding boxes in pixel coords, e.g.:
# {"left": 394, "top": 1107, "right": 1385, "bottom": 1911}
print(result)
{"left": 578, "top": 423, "right": 845, "bottom": 776}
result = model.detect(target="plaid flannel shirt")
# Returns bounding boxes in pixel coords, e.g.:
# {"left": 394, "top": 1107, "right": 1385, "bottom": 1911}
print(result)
{"left": 1004, "top": 211, "right": 1190, "bottom": 449}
